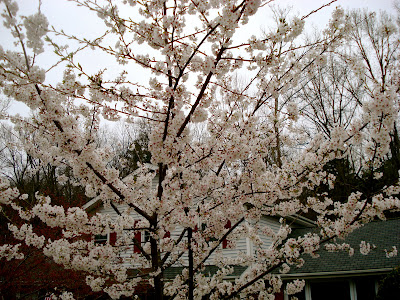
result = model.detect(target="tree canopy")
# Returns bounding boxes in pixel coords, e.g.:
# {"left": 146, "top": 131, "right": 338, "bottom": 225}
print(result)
{"left": 0, "top": 0, "right": 400, "bottom": 299}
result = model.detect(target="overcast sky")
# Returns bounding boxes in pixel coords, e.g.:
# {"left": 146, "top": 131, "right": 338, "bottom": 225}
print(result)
{"left": 2, "top": 0, "right": 397, "bottom": 51}
{"left": 2, "top": 0, "right": 397, "bottom": 70}
{"left": 36, "top": 0, "right": 398, "bottom": 37}
{"left": 1, "top": 0, "right": 398, "bottom": 116}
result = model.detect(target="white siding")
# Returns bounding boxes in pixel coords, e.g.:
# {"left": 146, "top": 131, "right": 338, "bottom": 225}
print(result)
{"left": 256, "top": 216, "right": 284, "bottom": 253}
{"left": 86, "top": 175, "right": 287, "bottom": 269}
{"left": 92, "top": 203, "right": 257, "bottom": 268}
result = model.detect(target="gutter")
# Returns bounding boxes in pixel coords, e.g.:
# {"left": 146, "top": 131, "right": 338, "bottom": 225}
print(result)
{"left": 280, "top": 267, "right": 394, "bottom": 279}
{"left": 285, "top": 214, "right": 316, "bottom": 227}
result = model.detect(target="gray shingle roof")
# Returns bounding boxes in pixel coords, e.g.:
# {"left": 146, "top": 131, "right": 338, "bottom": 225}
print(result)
{"left": 130, "top": 219, "right": 400, "bottom": 281}
{"left": 284, "top": 218, "right": 400, "bottom": 277}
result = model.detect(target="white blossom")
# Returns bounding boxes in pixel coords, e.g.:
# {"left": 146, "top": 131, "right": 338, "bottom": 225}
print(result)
{"left": 0, "top": 1, "right": 399, "bottom": 298}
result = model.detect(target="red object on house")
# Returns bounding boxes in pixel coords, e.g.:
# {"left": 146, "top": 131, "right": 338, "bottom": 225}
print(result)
{"left": 134, "top": 221, "right": 142, "bottom": 253}
{"left": 222, "top": 220, "right": 231, "bottom": 249}
{"left": 275, "top": 290, "right": 284, "bottom": 300}
{"left": 110, "top": 232, "right": 117, "bottom": 245}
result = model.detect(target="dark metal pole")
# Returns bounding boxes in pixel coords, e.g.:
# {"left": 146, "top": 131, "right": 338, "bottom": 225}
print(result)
{"left": 188, "top": 227, "right": 194, "bottom": 300}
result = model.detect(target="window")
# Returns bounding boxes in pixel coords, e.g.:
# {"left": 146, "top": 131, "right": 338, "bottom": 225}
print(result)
{"left": 290, "top": 289, "right": 306, "bottom": 300}
{"left": 144, "top": 230, "right": 151, "bottom": 243}
{"left": 132, "top": 226, "right": 169, "bottom": 254}
{"left": 283, "top": 278, "right": 379, "bottom": 300}
{"left": 94, "top": 234, "right": 108, "bottom": 245}
{"left": 195, "top": 221, "right": 232, "bottom": 248}
{"left": 355, "top": 277, "right": 377, "bottom": 300}
{"left": 94, "top": 232, "right": 116, "bottom": 245}
{"left": 133, "top": 220, "right": 153, "bottom": 253}
{"left": 310, "top": 281, "right": 350, "bottom": 300}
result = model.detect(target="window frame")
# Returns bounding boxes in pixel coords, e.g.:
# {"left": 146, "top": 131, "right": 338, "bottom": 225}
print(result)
{"left": 94, "top": 232, "right": 117, "bottom": 245}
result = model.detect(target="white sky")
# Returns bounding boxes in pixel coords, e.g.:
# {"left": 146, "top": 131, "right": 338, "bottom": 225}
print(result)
{"left": 1, "top": 0, "right": 398, "bottom": 116}
{"left": 34, "top": 0, "right": 399, "bottom": 37}
{"left": 10, "top": 1, "right": 395, "bottom": 42}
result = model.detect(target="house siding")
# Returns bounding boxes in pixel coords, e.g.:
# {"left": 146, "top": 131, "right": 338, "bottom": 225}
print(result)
{"left": 86, "top": 175, "right": 291, "bottom": 269}
{"left": 92, "top": 204, "right": 283, "bottom": 268}
{"left": 255, "top": 216, "right": 282, "bottom": 253}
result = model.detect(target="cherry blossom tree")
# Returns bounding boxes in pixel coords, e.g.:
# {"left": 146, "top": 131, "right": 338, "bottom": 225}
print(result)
{"left": 0, "top": 0, "right": 400, "bottom": 299}
{"left": 0, "top": 124, "right": 102, "bottom": 299}
{"left": 0, "top": 194, "right": 102, "bottom": 300}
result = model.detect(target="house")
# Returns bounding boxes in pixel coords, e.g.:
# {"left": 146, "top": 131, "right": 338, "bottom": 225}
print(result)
{"left": 82, "top": 170, "right": 400, "bottom": 299}
{"left": 83, "top": 188, "right": 314, "bottom": 270}
{"left": 81, "top": 170, "right": 315, "bottom": 281}
{"left": 278, "top": 218, "right": 400, "bottom": 300}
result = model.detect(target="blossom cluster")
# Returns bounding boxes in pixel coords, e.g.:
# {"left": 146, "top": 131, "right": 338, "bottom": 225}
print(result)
{"left": 0, "top": 243, "right": 24, "bottom": 260}
{"left": 0, "top": 0, "right": 400, "bottom": 299}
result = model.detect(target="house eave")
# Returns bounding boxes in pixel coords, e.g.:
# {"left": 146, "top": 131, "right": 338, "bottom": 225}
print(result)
{"left": 280, "top": 267, "right": 394, "bottom": 280}
{"left": 82, "top": 196, "right": 100, "bottom": 211}
{"left": 282, "top": 214, "right": 316, "bottom": 227}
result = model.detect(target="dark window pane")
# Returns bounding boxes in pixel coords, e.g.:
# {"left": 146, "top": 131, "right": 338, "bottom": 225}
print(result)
{"left": 355, "top": 277, "right": 377, "bottom": 300}
{"left": 144, "top": 230, "right": 150, "bottom": 242}
{"left": 94, "top": 234, "right": 108, "bottom": 245}
{"left": 311, "top": 281, "right": 350, "bottom": 300}
{"left": 292, "top": 289, "right": 305, "bottom": 300}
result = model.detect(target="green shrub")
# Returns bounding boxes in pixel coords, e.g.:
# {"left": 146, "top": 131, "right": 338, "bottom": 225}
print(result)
{"left": 376, "top": 266, "right": 400, "bottom": 300}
